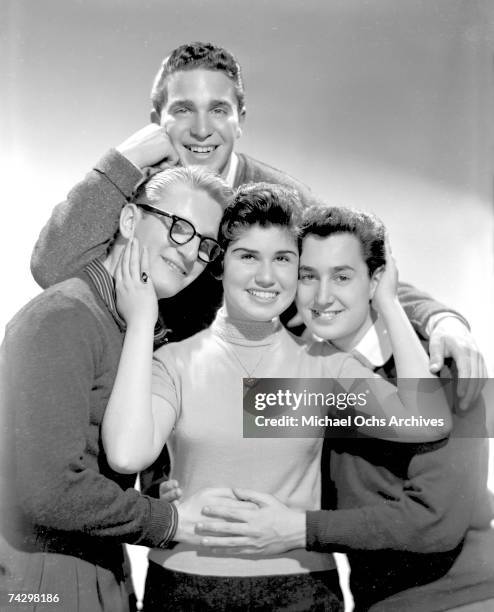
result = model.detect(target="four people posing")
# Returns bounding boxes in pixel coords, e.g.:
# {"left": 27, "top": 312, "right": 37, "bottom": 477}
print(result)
{"left": 1, "top": 40, "right": 491, "bottom": 611}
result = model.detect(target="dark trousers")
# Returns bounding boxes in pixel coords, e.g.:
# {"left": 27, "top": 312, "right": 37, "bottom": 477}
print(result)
{"left": 143, "top": 561, "right": 343, "bottom": 611}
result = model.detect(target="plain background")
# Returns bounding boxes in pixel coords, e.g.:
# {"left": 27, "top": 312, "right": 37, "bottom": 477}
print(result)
{"left": 2, "top": 0, "right": 494, "bottom": 370}
{"left": 2, "top": 0, "right": 493, "bottom": 608}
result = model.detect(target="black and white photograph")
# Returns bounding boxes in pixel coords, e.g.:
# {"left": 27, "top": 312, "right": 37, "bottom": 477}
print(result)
{"left": 1, "top": 1, "right": 493, "bottom": 610}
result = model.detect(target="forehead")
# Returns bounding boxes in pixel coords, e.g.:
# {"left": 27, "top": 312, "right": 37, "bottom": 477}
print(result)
{"left": 300, "top": 233, "right": 365, "bottom": 268}
{"left": 163, "top": 68, "right": 238, "bottom": 108}
{"left": 152, "top": 182, "right": 223, "bottom": 237}
{"left": 230, "top": 224, "right": 297, "bottom": 251}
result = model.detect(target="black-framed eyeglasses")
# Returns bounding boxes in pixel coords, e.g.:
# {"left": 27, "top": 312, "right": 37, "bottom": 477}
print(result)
{"left": 135, "top": 203, "right": 222, "bottom": 264}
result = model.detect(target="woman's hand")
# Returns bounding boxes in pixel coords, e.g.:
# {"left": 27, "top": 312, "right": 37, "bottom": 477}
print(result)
{"left": 115, "top": 238, "right": 158, "bottom": 329}
{"left": 371, "top": 236, "right": 399, "bottom": 315}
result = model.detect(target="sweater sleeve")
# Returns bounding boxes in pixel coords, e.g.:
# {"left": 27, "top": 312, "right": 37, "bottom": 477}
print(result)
{"left": 397, "top": 281, "right": 469, "bottom": 337}
{"left": 334, "top": 354, "right": 452, "bottom": 442}
{"left": 307, "top": 402, "right": 489, "bottom": 554}
{"left": 2, "top": 296, "right": 176, "bottom": 547}
{"left": 30, "top": 150, "right": 143, "bottom": 288}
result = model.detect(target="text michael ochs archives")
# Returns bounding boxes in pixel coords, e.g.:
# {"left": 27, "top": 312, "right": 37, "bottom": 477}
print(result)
{"left": 242, "top": 378, "right": 455, "bottom": 439}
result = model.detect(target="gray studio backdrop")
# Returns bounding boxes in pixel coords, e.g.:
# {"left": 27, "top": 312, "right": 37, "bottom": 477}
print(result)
{"left": 3, "top": 0, "right": 493, "bottom": 373}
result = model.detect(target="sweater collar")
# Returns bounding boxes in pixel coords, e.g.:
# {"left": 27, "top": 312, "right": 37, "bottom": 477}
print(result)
{"left": 350, "top": 315, "right": 393, "bottom": 369}
{"left": 85, "top": 258, "right": 126, "bottom": 331}
{"left": 84, "top": 258, "right": 170, "bottom": 346}
{"left": 211, "top": 306, "right": 282, "bottom": 346}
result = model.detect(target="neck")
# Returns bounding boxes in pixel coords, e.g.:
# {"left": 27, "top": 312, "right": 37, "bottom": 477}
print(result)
{"left": 331, "top": 310, "right": 374, "bottom": 353}
{"left": 213, "top": 306, "right": 280, "bottom": 344}
{"left": 102, "top": 245, "right": 124, "bottom": 279}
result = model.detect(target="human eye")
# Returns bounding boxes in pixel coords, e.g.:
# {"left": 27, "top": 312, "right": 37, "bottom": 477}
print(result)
{"left": 172, "top": 217, "right": 194, "bottom": 238}
{"left": 240, "top": 252, "right": 256, "bottom": 261}
{"left": 211, "top": 105, "right": 228, "bottom": 116}
{"left": 172, "top": 105, "right": 191, "bottom": 116}
{"left": 333, "top": 272, "right": 351, "bottom": 283}
{"left": 299, "top": 270, "right": 315, "bottom": 282}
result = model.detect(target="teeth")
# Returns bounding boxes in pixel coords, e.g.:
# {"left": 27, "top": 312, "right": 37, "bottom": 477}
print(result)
{"left": 248, "top": 289, "right": 278, "bottom": 300}
{"left": 187, "top": 145, "right": 216, "bottom": 153}
{"left": 164, "top": 259, "right": 185, "bottom": 276}
{"left": 312, "top": 310, "right": 342, "bottom": 320}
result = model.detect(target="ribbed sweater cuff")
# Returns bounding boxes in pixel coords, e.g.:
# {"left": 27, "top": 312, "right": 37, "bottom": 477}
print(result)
{"left": 306, "top": 509, "right": 369, "bottom": 553}
{"left": 94, "top": 149, "right": 143, "bottom": 199}
{"left": 144, "top": 498, "right": 178, "bottom": 548}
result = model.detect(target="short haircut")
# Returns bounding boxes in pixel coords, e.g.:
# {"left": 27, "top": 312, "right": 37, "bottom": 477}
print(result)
{"left": 133, "top": 165, "right": 233, "bottom": 212}
{"left": 151, "top": 42, "right": 246, "bottom": 117}
{"left": 208, "top": 182, "right": 302, "bottom": 277}
{"left": 299, "top": 206, "right": 386, "bottom": 276}
{"left": 218, "top": 182, "right": 303, "bottom": 249}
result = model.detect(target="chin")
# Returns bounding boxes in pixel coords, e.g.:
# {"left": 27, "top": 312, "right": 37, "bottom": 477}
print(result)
{"left": 156, "top": 281, "right": 185, "bottom": 299}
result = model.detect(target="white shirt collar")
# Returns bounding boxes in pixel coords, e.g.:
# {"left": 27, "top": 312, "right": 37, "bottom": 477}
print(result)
{"left": 351, "top": 315, "right": 393, "bottom": 368}
{"left": 224, "top": 152, "right": 239, "bottom": 187}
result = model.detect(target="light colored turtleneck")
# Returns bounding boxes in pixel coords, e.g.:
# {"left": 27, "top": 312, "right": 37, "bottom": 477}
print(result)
{"left": 212, "top": 306, "right": 281, "bottom": 345}
{"left": 148, "top": 308, "right": 348, "bottom": 576}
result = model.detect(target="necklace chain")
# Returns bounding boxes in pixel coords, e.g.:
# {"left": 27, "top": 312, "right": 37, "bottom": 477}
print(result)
{"left": 217, "top": 337, "right": 273, "bottom": 387}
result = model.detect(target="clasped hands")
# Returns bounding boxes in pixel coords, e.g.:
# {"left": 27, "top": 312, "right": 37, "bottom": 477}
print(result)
{"left": 172, "top": 485, "right": 306, "bottom": 556}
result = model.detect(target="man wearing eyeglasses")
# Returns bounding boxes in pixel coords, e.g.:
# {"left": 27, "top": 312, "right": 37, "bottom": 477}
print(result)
{"left": 1, "top": 167, "right": 235, "bottom": 612}
{"left": 30, "top": 41, "right": 485, "bottom": 392}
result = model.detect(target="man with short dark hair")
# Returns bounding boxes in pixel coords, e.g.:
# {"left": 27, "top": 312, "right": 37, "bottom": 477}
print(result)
{"left": 30, "top": 42, "right": 484, "bottom": 387}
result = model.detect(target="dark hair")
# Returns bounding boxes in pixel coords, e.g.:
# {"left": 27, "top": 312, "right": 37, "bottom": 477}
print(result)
{"left": 209, "top": 182, "right": 302, "bottom": 276}
{"left": 298, "top": 206, "right": 386, "bottom": 276}
{"left": 151, "top": 42, "right": 246, "bottom": 117}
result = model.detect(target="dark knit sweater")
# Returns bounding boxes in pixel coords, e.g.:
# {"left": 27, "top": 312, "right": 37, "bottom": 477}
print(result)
{"left": 29, "top": 149, "right": 471, "bottom": 503}
{"left": 30, "top": 149, "right": 463, "bottom": 343}
{"left": 0, "top": 270, "right": 175, "bottom": 570}
{"left": 307, "top": 352, "right": 494, "bottom": 611}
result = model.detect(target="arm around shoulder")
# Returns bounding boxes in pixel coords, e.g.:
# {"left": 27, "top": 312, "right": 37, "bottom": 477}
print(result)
{"left": 31, "top": 149, "right": 143, "bottom": 288}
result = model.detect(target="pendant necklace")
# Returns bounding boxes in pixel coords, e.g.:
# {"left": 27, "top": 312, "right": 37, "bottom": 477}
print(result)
{"left": 219, "top": 340, "right": 273, "bottom": 389}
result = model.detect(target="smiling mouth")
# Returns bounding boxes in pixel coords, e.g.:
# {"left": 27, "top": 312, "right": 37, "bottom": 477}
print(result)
{"left": 184, "top": 145, "right": 218, "bottom": 155}
{"left": 311, "top": 309, "right": 344, "bottom": 321}
{"left": 162, "top": 257, "right": 187, "bottom": 276}
{"left": 247, "top": 289, "right": 280, "bottom": 302}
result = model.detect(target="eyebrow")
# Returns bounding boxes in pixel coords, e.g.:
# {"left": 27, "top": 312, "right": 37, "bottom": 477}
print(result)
{"left": 299, "top": 264, "right": 355, "bottom": 272}
{"left": 233, "top": 247, "right": 298, "bottom": 256}
{"left": 209, "top": 99, "right": 234, "bottom": 107}
{"left": 168, "top": 98, "right": 234, "bottom": 110}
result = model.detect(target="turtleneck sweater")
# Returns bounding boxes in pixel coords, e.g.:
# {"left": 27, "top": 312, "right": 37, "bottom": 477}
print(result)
{"left": 149, "top": 308, "right": 355, "bottom": 576}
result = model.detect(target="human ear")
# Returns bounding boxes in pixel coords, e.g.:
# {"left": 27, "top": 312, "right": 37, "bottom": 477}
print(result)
{"left": 236, "top": 109, "right": 246, "bottom": 138}
{"left": 119, "top": 204, "right": 139, "bottom": 239}
{"left": 150, "top": 108, "right": 160, "bottom": 124}
{"left": 368, "top": 266, "right": 384, "bottom": 300}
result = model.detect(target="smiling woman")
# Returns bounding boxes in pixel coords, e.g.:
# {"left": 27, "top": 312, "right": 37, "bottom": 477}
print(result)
{"left": 99, "top": 181, "right": 453, "bottom": 611}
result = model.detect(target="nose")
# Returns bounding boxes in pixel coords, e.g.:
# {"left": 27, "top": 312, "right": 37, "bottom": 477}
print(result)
{"left": 190, "top": 112, "right": 213, "bottom": 140}
{"left": 314, "top": 279, "right": 334, "bottom": 308}
{"left": 255, "top": 261, "right": 275, "bottom": 287}
{"left": 175, "top": 237, "right": 201, "bottom": 268}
